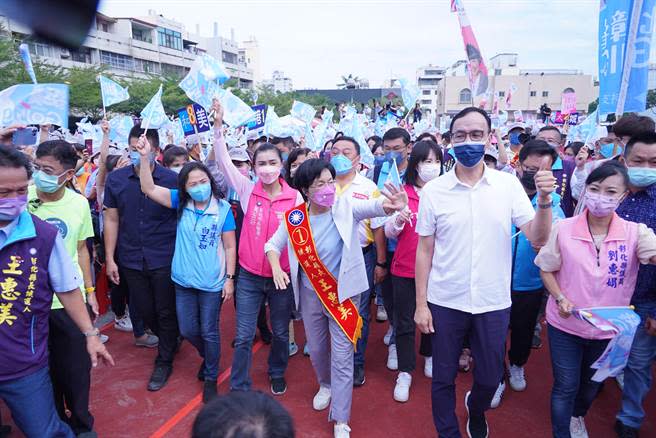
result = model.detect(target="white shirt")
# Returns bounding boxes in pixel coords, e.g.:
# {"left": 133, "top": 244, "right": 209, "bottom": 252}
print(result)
{"left": 415, "top": 166, "right": 535, "bottom": 314}
{"left": 336, "top": 172, "right": 383, "bottom": 248}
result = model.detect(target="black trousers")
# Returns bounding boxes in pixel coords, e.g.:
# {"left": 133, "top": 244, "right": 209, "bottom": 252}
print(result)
{"left": 48, "top": 307, "right": 94, "bottom": 434}
{"left": 380, "top": 251, "right": 395, "bottom": 328}
{"left": 392, "top": 275, "right": 432, "bottom": 372}
{"left": 508, "top": 288, "right": 544, "bottom": 367}
{"left": 123, "top": 265, "right": 179, "bottom": 367}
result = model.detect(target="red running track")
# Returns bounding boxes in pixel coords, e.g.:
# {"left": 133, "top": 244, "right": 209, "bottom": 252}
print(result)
{"left": 1, "top": 301, "right": 654, "bottom": 437}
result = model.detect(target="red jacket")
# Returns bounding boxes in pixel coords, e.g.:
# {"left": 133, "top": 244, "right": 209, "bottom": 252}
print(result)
{"left": 390, "top": 185, "right": 420, "bottom": 278}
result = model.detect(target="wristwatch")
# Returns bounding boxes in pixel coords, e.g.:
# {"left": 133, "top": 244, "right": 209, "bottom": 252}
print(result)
{"left": 226, "top": 274, "right": 237, "bottom": 280}
{"left": 555, "top": 294, "right": 566, "bottom": 304}
{"left": 83, "top": 328, "right": 100, "bottom": 338}
{"left": 376, "top": 261, "right": 388, "bottom": 269}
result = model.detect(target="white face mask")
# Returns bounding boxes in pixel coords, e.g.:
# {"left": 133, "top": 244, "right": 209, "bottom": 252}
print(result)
{"left": 170, "top": 166, "right": 183, "bottom": 174}
{"left": 417, "top": 162, "right": 441, "bottom": 183}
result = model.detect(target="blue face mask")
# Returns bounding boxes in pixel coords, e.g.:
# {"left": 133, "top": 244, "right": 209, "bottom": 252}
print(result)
{"left": 453, "top": 143, "right": 486, "bottom": 168}
{"left": 188, "top": 182, "right": 212, "bottom": 202}
{"left": 385, "top": 151, "right": 404, "bottom": 165}
{"left": 600, "top": 143, "right": 621, "bottom": 158}
{"left": 330, "top": 154, "right": 353, "bottom": 175}
{"left": 281, "top": 152, "right": 289, "bottom": 162}
{"left": 509, "top": 132, "right": 521, "bottom": 146}
{"left": 33, "top": 170, "right": 66, "bottom": 194}
{"left": 373, "top": 156, "right": 386, "bottom": 166}
{"left": 130, "top": 150, "right": 141, "bottom": 167}
{"left": 627, "top": 167, "right": 656, "bottom": 188}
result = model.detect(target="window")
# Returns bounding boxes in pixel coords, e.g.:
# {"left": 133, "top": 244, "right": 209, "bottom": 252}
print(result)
{"left": 422, "top": 90, "right": 431, "bottom": 95}
{"left": 542, "top": 91, "right": 549, "bottom": 97}
{"left": 424, "top": 69, "right": 443, "bottom": 75}
{"left": 100, "top": 50, "right": 134, "bottom": 70}
{"left": 530, "top": 91, "right": 537, "bottom": 97}
{"left": 418, "top": 78, "right": 440, "bottom": 86}
{"left": 28, "top": 41, "right": 55, "bottom": 58}
{"left": 498, "top": 91, "right": 505, "bottom": 97}
{"left": 133, "top": 29, "right": 152, "bottom": 44}
{"left": 134, "top": 58, "right": 160, "bottom": 74}
{"left": 563, "top": 87, "right": 575, "bottom": 94}
{"left": 102, "top": 23, "right": 109, "bottom": 32}
{"left": 70, "top": 47, "right": 91, "bottom": 63}
{"left": 494, "top": 68, "right": 502, "bottom": 76}
{"left": 161, "top": 63, "right": 184, "bottom": 77}
{"left": 421, "top": 99, "right": 432, "bottom": 105}
{"left": 222, "top": 51, "right": 238, "bottom": 64}
{"left": 157, "top": 28, "right": 182, "bottom": 50}
{"left": 459, "top": 88, "right": 472, "bottom": 104}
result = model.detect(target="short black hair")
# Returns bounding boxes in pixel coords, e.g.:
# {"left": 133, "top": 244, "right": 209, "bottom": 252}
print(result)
{"left": 585, "top": 161, "right": 629, "bottom": 188}
{"left": 405, "top": 140, "right": 443, "bottom": 187}
{"left": 383, "top": 127, "right": 411, "bottom": 145}
{"left": 624, "top": 131, "right": 656, "bottom": 158}
{"left": 129, "top": 123, "right": 160, "bottom": 149}
{"left": 442, "top": 131, "right": 451, "bottom": 142}
{"left": 332, "top": 135, "right": 361, "bottom": 155}
{"left": 367, "top": 135, "right": 383, "bottom": 154}
{"left": 192, "top": 391, "right": 295, "bottom": 438}
{"left": 176, "top": 162, "right": 223, "bottom": 219}
{"left": 0, "top": 145, "right": 33, "bottom": 179}
{"left": 285, "top": 147, "right": 311, "bottom": 187}
{"left": 450, "top": 107, "right": 491, "bottom": 133}
{"left": 518, "top": 140, "right": 558, "bottom": 165}
{"left": 253, "top": 143, "right": 283, "bottom": 164}
{"left": 293, "top": 158, "right": 335, "bottom": 201}
{"left": 416, "top": 132, "right": 438, "bottom": 143}
{"left": 270, "top": 136, "right": 297, "bottom": 149}
{"left": 565, "top": 141, "right": 585, "bottom": 157}
{"left": 612, "top": 114, "right": 656, "bottom": 139}
{"left": 163, "top": 146, "right": 188, "bottom": 167}
{"left": 36, "top": 140, "right": 79, "bottom": 170}
{"left": 538, "top": 125, "right": 563, "bottom": 142}
{"left": 106, "top": 154, "right": 122, "bottom": 173}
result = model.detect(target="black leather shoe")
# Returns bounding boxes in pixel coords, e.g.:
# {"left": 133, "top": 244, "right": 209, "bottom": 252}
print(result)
{"left": 615, "top": 420, "right": 639, "bottom": 438}
{"left": 353, "top": 365, "right": 365, "bottom": 387}
{"left": 203, "top": 379, "right": 218, "bottom": 403}
{"left": 147, "top": 365, "right": 172, "bottom": 392}
{"left": 197, "top": 361, "right": 205, "bottom": 381}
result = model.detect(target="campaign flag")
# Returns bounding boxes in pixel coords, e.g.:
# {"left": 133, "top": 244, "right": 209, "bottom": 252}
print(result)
{"left": 18, "top": 44, "right": 37, "bottom": 84}
{"left": 247, "top": 105, "right": 267, "bottom": 130}
{"left": 108, "top": 115, "right": 134, "bottom": 146}
{"left": 385, "top": 159, "right": 403, "bottom": 188}
{"left": 177, "top": 107, "right": 195, "bottom": 136}
{"left": 99, "top": 76, "right": 129, "bottom": 108}
{"left": 573, "top": 306, "right": 641, "bottom": 382}
{"left": 506, "top": 84, "right": 517, "bottom": 109}
{"left": 303, "top": 124, "right": 316, "bottom": 151}
{"left": 352, "top": 114, "right": 374, "bottom": 168}
{"left": 398, "top": 78, "right": 420, "bottom": 110}
{"left": 0, "top": 83, "right": 69, "bottom": 128}
{"left": 140, "top": 85, "right": 168, "bottom": 130}
{"left": 291, "top": 100, "right": 316, "bottom": 125}
{"left": 598, "top": 0, "right": 655, "bottom": 115}
{"left": 215, "top": 89, "right": 256, "bottom": 127}
{"left": 513, "top": 110, "right": 524, "bottom": 123}
{"left": 561, "top": 91, "right": 577, "bottom": 115}
{"left": 177, "top": 103, "right": 210, "bottom": 137}
{"left": 452, "top": 0, "right": 489, "bottom": 105}
{"left": 492, "top": 91, "right": 500, "bottom": 115}
{"left": 179, "top": 54, "right": 229, "bottom": 111}
{"left": 159, "top": 119, "right": 184, "bottom": 147}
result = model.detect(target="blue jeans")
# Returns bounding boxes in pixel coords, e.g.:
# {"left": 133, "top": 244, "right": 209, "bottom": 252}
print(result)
{"left": 0, "top": 366, "right": 74, "bottom": 438}
{"left": 617, "top": 301, "right": 656, "bottom": 429}
{"left": 230, "top": 268, "right": 293, "bottom": 391}
{"left": 548, "top": 324, "right": 609, "bottom": 438}
{"left": 175, "top": 285, "right": 223, "bottom": 380}
{"left": 354, "top": 246, "right": 375, "bottom": 367}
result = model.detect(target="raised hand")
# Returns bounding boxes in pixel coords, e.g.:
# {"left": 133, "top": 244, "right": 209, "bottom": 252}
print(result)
{"left": 534, "top": 156, "right": 556, "bottom": 200}
{"left": 211, "top": 98, "right": 224, "bottom": 128}
{"left": 381, "top": 182, "right": 408, "bottom": 213}
{"left": 575, "top": 145, "right": 589, "bottom": 169}
{"left": 135, "top": 134, "right": 151, "bottom": 157}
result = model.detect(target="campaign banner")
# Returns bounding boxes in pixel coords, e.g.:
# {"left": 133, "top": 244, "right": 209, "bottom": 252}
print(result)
{"left": 513, "top": 110, "right": 524, "bottom": 123}
{"left": 0, "top": 83, "right": 69, "bottom": 128}
{"left": 141, "top": 85, "right": 168, "bottom": 130}
{"left": 247, "top": 104, "right": 267, "bottom": 130}
{"left": 398, "top": 78, "right": 420, "bottom": 110}
{"left": 573, "top": 306, "right": 641, "bottom": 382}
{"left": 561, "top": 91, "right": 577, "bottom": 115}
{"left": 598, "top": 0, "right": 655, "bottom": 115}
{"left": 291, "top": 100, "right": 316, "bottom": 125}
{"left": 452, "top": 0, "right": 489, "bottom": 105}
{"left": 177, "top": 103, "right": 210, "bottom": 137}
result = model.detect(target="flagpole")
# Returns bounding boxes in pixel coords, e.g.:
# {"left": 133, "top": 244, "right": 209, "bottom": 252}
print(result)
{"left": 615, "top": 0, "right": 643, "bottom": 116}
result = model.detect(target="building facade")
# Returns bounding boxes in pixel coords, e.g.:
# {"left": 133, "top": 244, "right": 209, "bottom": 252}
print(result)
{"left": 0, "top": 11, "right": 254, "bottom": 88}
{"left": 416, "top": 65, "right": 446, "bottom": 115}
{"left": 239, "top": 36, "right": 262, "bottom": 84}
{"left": 263, "top": 70, "right": 293, "bottom": 93}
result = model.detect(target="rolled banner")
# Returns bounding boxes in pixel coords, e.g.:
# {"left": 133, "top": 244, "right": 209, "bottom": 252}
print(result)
{"left": 19, "top": 43, "right": 37, "bottom": 84}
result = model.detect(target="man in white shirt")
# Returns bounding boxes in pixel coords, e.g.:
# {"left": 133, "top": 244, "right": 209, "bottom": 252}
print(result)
{"left": 414, "top": 107, "right": 555, "bottom": 438}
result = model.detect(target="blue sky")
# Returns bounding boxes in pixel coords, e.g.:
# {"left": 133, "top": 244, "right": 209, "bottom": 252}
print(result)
{"left": 100, "top": 0, "right": 601, "bottom": 88}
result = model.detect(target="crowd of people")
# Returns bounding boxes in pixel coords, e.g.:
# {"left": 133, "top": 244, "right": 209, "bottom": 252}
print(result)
{"left": 0, "top": 99, "right": 655, "bottom": 438}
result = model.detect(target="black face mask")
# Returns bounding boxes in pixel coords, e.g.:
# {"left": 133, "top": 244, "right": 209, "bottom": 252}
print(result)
{"left": 520, "top": 170, "right": 537, "bottom": 192}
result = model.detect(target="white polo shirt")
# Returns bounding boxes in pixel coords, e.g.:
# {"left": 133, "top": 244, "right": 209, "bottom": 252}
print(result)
{"left": 336, "top": 172, "right": 383, "bottom": 248}
{"left": 415, "top": 166, "right": 535, "bottom": 314}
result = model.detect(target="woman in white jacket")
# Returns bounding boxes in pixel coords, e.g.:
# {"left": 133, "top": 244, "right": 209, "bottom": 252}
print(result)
{"left": 265, "top": 158, "right": 407, "bottom": 438}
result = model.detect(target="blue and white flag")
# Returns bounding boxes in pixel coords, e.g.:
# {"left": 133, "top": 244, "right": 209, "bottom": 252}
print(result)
{"left": 0, "top": 83, "right": 69, "bottom": 128}
{"left": 140, "top": 85, "right": 168, "bottom": 130}
{"left": 18, "top": 44, "right": 37, "bottom": 84}
{"left": 108, "top": 115, "right": 134, "bottom": 147}
{"left": 598, "top": 0, "right": 655, "bottom": 115}
{"left": 179, "top": 54, "right": 229, "bottom": 111}
{"left": 573, "top": 306, "right": 641, "bottom": 382}
{"left": 352, "top": 114, "right": 374, "bottom": 168}
{"left": 216, "top": 88, "right": 256, "bottom": 128}
{"left": 99, "top": 76, "right": 129, "bottom": 108}
{"left": 291, "top": 100, "right": 316, "bottom": 125}
{"left": 398, "top": 78, "right": 420, "bottom": 110}
{"left": 385, "top": 159, "right": 403, "bottom": 188}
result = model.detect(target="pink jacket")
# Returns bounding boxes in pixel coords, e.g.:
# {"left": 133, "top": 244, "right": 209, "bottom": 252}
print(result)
{"left": 386, "top": 185, "right": 420, "bottom": 278}
{"left": 544, "top": 212, "right": 641, "bottom": 340}
{"left": 213, "top": 130, "right": 302, "bottom": 277}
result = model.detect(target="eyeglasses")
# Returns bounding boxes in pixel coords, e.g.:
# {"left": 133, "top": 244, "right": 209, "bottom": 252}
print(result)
{"left": 310, "top": 179, "right": 335, "bottom": 190}
{"left": 452, "top": 130, "right": 486, "bottom": 143}
{"left": 32, "top": 164, "right": 67, "bottom": 178}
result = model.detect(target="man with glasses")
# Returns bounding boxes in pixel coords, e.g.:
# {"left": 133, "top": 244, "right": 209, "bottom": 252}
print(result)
{"left": 414, "top": 107, "right": 555, "bottom": 438}
{"left": 27, "top": 140, "right": 99, "bottom": 437}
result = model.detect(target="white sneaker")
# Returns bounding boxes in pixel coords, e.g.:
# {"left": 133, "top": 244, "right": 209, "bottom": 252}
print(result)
{"left": 383, "top": 325, "right": 393, "bottom": 346}
{"left": 490, "top": 381, "right": 505, "bottom": 409}
{"left": 508, "top": 365, "right": 527, "bottom": 392}
{"left": 114, "top": 315, "right": 133, "bottom": 332}
{"left": 312, "top": 386, "right": 331, "bottom": 411}
{"left": 615, "top": 372, "right": 625, "bottom": 391}
{"left": 334, "top": 422, "right": 351, "bottom": 438}
{"left": 424, "top": 357, "right": 433, "bottom": 378}
{"left": 376, "top": 305, "right": 388, "bottom": 322}
{"left": 393, "top": 372, "right": 412, "bottom": 402}
{"left": 387, "top": 344, "right": 398, "bottom": 370}
{"left": 570, "top": 416, "right": 589, "bottom": 438}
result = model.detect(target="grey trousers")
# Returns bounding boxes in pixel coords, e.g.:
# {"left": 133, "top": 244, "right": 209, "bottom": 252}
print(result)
{"left": 300, "top": 283, "right": 356, "bottom": 423}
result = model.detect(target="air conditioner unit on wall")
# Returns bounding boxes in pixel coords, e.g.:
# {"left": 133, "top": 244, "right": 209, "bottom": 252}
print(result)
{"left": 61, "top": 48, "right": 70, "bottom": 58}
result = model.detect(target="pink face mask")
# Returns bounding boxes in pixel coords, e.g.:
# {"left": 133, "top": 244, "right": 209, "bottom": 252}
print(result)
{"left": 311, "top": 184, "right": 336, "bottom": 208}
{"left": 584, "top": 192, "right": 621, "bottom": 217}
{"left": 256, "top": 165, "right": 281, "bottom": 185}
{"left": 237, "top": 166, "right": 250, "bottom": 178}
